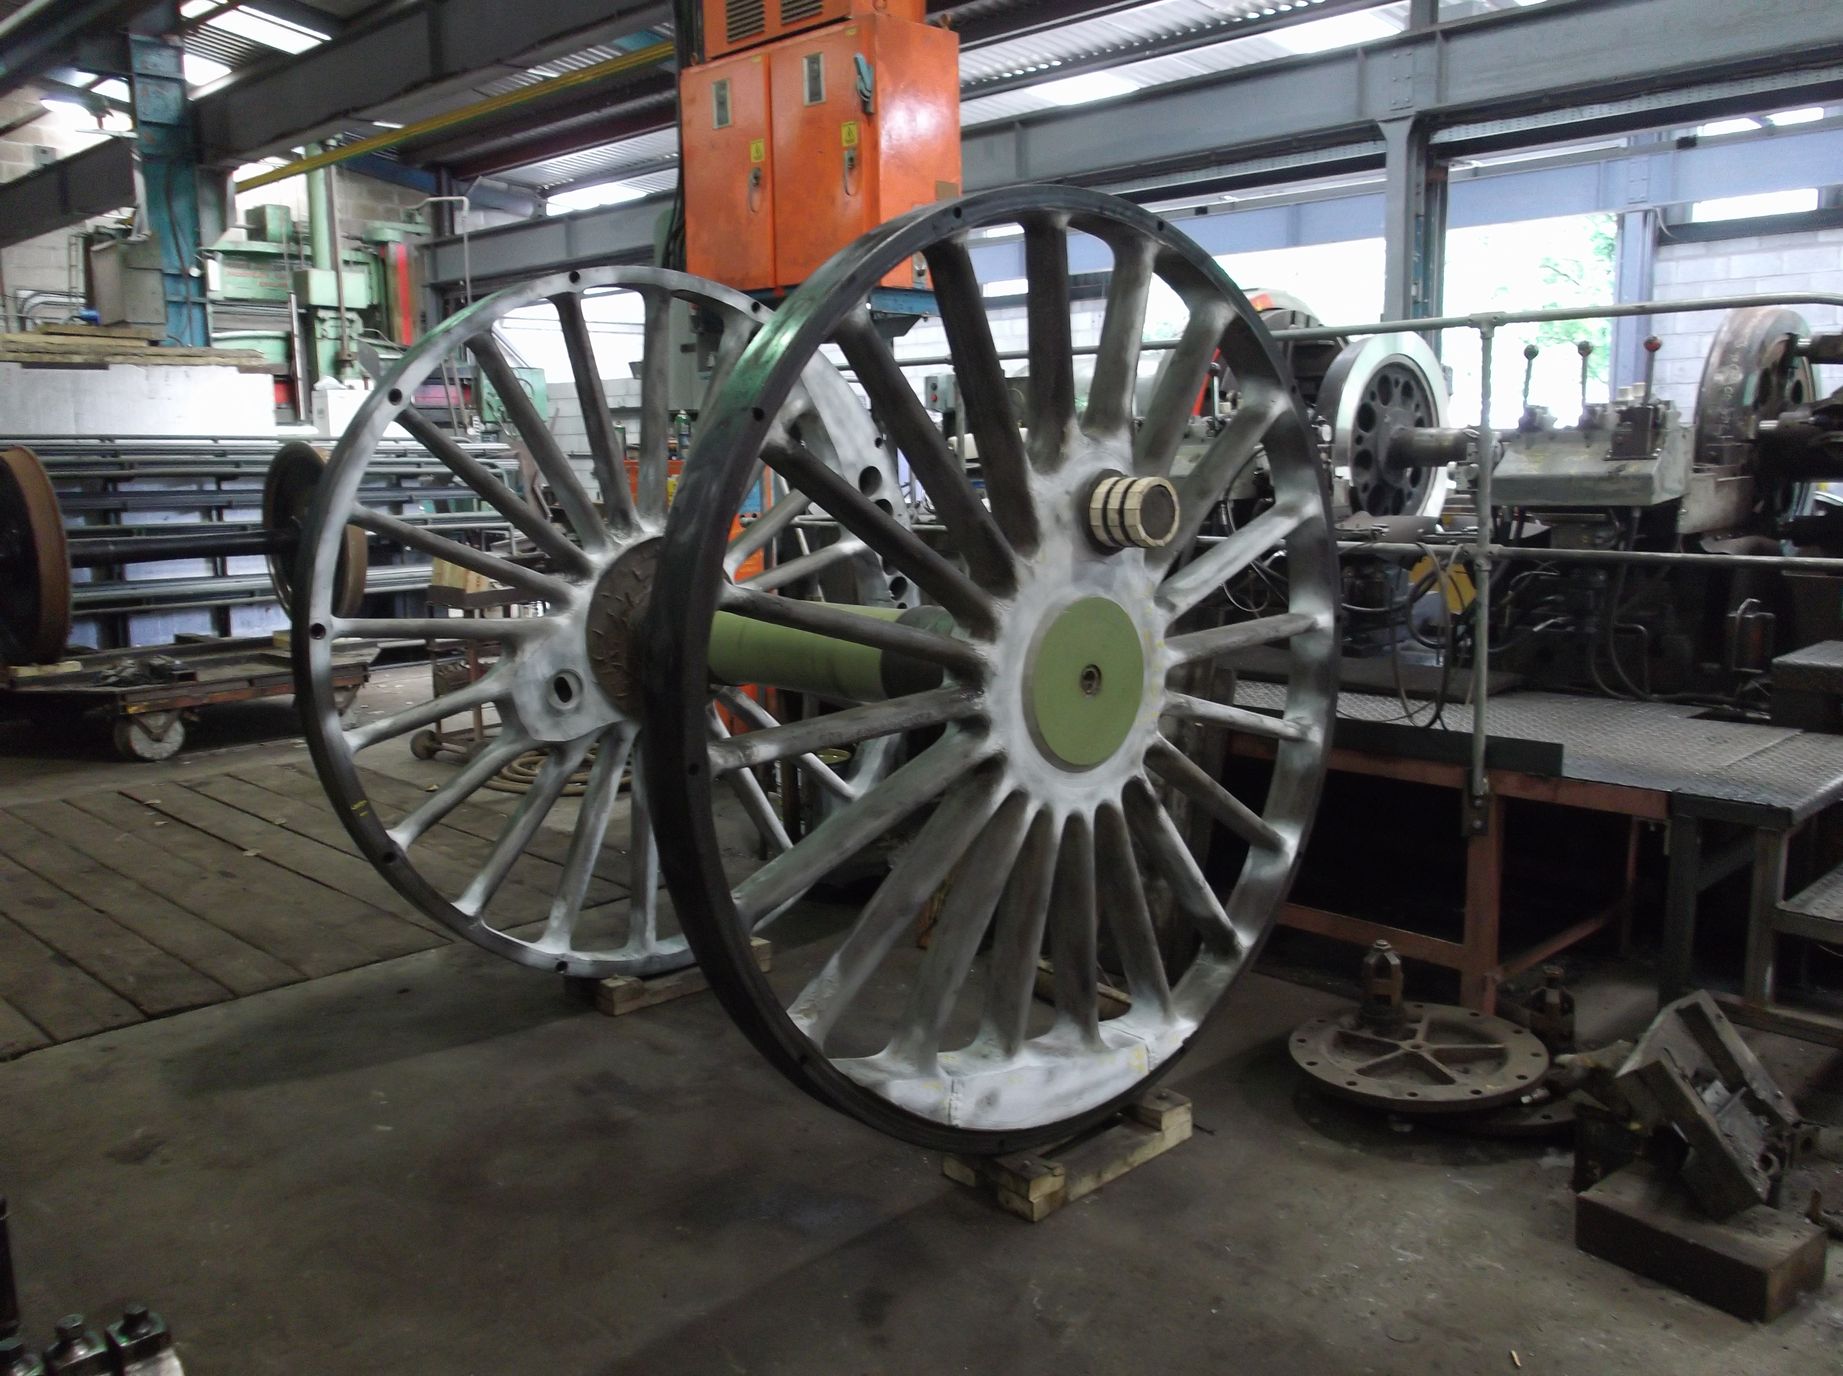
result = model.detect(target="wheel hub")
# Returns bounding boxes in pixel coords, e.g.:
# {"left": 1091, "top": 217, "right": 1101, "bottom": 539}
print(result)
{"left": 586, "top": 538, "right": 662, "bottom": 715}
{"left": 1025, "top": 596, "right": 1146, "bottom": 769}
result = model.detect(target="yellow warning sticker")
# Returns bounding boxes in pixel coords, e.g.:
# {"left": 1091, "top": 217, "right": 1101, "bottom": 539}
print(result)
{"left": 748, "top": 137, "right": 765, "bottom": 163}
{"left": 840, "top": 120, "right": 859, "bottom": 148}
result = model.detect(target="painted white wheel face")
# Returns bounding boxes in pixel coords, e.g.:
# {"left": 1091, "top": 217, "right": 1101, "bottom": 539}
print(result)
{"left": 294, "top": 267, "right": 908, "bottom": 980}
{"left": 643, "top": 189, "right": 1340, "bottom": 1149}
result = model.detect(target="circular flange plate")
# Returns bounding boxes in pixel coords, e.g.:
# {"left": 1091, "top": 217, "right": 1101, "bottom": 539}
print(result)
{"left": 1289, "top": 1001, "right": 1551, "bottom": 1114}
{"left": 1317, "top": 333, "right": 1452, "bottom": 518}
{"left": 0, "top": 445, "right": 71, "bottom": 663}
{"left": 265, "top": 441, "right": 366, "bottom": 618}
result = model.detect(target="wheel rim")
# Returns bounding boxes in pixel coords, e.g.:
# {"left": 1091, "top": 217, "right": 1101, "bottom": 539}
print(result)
{"left": 295, "top": 266, "right": 908, "bottom": 979}
{"left": 265, "top": 441, "right": 367, "bottom": 619}
{"left": 1317, "top": 333, "right": 1451, "bottom": 519}
{"left": 1695, "top": 305, "right": 1817, "bottom": 523}
{"left": 0, "top": 445, "right": 71, "bottom": 664}
{"left": 645, "top": 187, "right": 1338, "bottom": 1149}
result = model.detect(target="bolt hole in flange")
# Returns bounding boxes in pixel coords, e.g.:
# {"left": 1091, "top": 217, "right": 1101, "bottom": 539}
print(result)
{"left": 549, "top": 671, "right": 582, "bottom": 710}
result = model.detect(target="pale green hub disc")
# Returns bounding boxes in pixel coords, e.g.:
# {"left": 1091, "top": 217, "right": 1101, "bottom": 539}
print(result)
{"left": 1027, "top": 596, "right": 1146, "bottom": 769}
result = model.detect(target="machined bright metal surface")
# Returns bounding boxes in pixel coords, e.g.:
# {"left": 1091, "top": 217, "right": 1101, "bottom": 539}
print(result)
{"left": 643, "top": 188, "right": 1340, "bottom": 1152}
{"left": 294, "top": 266, "right": 908, "bottom": 979}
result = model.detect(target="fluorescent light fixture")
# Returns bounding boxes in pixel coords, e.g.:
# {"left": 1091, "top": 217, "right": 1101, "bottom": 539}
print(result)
{"left": 1690, "top": 187, "right": 1819, "bottom": 222}
{"left": 183, "top": 52, "right": 233, "bottom": 87}
{"left": 1766, "top": 106, "right": 1825, "bottom": 127}
{"left": 1268, "top": 9, "right": 1398, "bottom": 54}
{"left": 981, "top": 277, "right": 1027, "bottom": 297}
{"left": 546, "top": 180, "right": 649, "bottom": 213}
{"left": 1695, "top": 116, "right": 1761, "bottom": 137}
{"left": 1032, "top": 72, "right": 1137, "bottom": 106}
{"left": 372, "top": 120, "right": 404, "bottom": 130}
{"left": 182, "top": 1, "right": 327, "bottom": 53}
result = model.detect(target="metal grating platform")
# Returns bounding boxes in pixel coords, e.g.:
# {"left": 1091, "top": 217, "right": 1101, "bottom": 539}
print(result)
{"left": 1235, "top": 682, "right": 1843, "bottom": 825}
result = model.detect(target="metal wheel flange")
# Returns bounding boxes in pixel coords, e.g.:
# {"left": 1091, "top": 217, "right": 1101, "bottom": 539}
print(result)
{"left": 1695, "top": 305, "right": 1818, "bottom": 521}
{"left": 1290, "top": 1002, "right": 1551, "bottom": 1114}
{"left": 294, "top": 267, "right": 908, "bottom": 981}
{"left": 1317, "top": 333, "right": 1452, "bottom": 519}
{"left": 643, "top": 187, "right": 1339, "bottom": 1153}
{"left": 0, "top": 445, "right": 71, "bottom": 664}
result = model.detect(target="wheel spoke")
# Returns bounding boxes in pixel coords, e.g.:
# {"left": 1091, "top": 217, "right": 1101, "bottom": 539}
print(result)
{"left": 397, "top": 409, "right": 592, "bottom": 576}
{"left": 738, "top": 536, "right": 865, "bottom": 592}
{"left": 1166, "top": 384, "right": 1286, "bottom": 552}
{"left": 708, "top": 685, "right": 980, "bottom": 775}
{"left": 539, "top": 726, "right": 634, "bottom": 951}
{"left": 787, "top": 770, "right": 1004, "bottom": 1045}
{"left": 343, "top": 667, "right": 508, "bottom": 753}
{"left": 1125, "top": 779, "right": 1237, "bottom": 954}
{"left": 733, "top": 730, "right": 988, "bottom": 927}
{"left": 832, "top": 309, "right": 1015, "bottom": 590}
{"left": 468, "top": 334, "right": 609, "bottom": 553}
{"left": 1146, "top": 737, "right": 1283, "bottom": 853}
{"left": 387, "top": 729, "right": 534, "bottom": 849}
{"left": 709, "top": 707, "right": 794, "bottom": 854}
{"left": 1158, "top": 498, "right": 1316, "bottom": 623}
{"left": 884, "top": 791, "right": 1032, "bottom": 1068}
{"left": 456, "top": 736, "right": 593, "bottom": 918}
{"left": 627, "top": 739, "right": 662, "bottom": 950}
{"left": 1134, "top": 300, "right": 1230, "bottom": 477}
{"left": 977, "top": 808, "right": 1058, "bottom": 1056}
{"left": 725, "top": 489, "right": 811, "bottom": 573}
{"left": 552, "top": 291, "right": 639, "bottom": 534}
{"left": 1165, "top": 609, "right": 1323, "bottom": 667}
{"left": 1094, "top": 804, "right": 1173, "bottom": 1017}
{"left": 715, "top": 687, "right": 857, "bottom": 802}
{"left": 1164, "top": 692, "right": 1309, "bottom": 743}
{"left": 720, "top": 584, "right": 988, "bottom": 681}
{"left": 1022, "top": 214, "right": 1075, "bottom": 469}
{"left": 1046, "top": 812, "right": 1102, "bottom": 1045}
{"left": 761, "top": 438, "right": 996, "bottom": 634}
{"left": 699, "top": 315, "right": 755, "bottom": 414}
{"left": 635, "top": 289, "right": 674, "bottom": 524}
{"left": 922, "top": 238, "right": 1038, "bottom": 553}
{"left": 347, "top": 505, "right": 573, "bottom": 603}
{"left": 1084, "top": 235, "right": 1155, "bottom": 437}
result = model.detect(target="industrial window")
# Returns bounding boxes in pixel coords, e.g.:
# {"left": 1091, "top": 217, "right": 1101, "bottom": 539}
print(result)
{"left": 803, "top": 53, "right": 825, "bottom": 106}
{"left": 713, "top": 79, "right": 733, "bottom": 129}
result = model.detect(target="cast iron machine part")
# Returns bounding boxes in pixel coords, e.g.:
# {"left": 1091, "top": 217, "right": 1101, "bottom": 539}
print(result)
{"left": 294, "top": 266, "right": 913, "bottom": 984}
{"left": 0, "top": 442, "right": 369, "bottom": 667}
{"left": 640, "top": 185, "right": 1339, "bottom": 1152}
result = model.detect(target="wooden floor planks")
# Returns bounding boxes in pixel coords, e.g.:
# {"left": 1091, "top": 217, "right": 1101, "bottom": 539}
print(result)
{"left": 0, "top": 752, "right": 621, "bottom": 1057}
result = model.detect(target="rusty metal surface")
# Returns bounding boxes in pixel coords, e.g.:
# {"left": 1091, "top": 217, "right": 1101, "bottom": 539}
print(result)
{"left": 1290, "top": 1000, "right": 1551, "bottom": 1114}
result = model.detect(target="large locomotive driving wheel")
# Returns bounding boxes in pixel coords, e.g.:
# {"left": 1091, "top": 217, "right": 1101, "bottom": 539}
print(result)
{"left": 643, "top": 188, "right": 1339, "bottom": 1152}
{"left": 295, "top": 267, "right": 907, "bottom": 979}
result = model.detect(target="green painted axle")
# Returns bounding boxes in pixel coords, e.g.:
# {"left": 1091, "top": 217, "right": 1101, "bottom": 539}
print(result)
{"left": 708, "top": 606, "right": 950, "bottom": 701}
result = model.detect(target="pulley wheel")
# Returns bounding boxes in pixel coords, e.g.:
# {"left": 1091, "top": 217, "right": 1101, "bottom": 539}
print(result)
{"left": 643, "top": 186, "right": 1338, "bottom": 1153}
{"left": 293, "top": 267, "right": 908, "bottom": 981}
{"left": 266, "top": 441, "right": 366, "bottom": 619}
{"left": 1317, "top": 333, "right": 1452, "bottom": 518}
{"left": 1289, "top": 1001, "right": 1550, "bottom": 1114}
{"left": 0, "top": 445, "right": 71, "bottom": 664}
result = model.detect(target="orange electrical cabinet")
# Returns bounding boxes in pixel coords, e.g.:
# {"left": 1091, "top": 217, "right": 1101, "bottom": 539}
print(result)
{"left": 768, "top": 12, "right": 959, "bottom": 290}
{"left": 681, "top": 49, "right": 776, "bottom": 291}
{"left": 703, "top": 0, "right": 924, "bottom": 60}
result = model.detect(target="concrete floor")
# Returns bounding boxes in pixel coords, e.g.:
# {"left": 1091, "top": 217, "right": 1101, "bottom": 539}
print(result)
{"left": 2, "top": 673, "right": 1840, "bottom": 1374}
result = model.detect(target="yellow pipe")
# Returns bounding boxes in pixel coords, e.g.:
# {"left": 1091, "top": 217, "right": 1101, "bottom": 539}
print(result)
{"left": 235, "top": 40, "right": 676, "bottom": 193}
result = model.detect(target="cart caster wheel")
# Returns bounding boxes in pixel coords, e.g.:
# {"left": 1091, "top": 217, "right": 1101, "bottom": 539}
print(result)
{"left": 409, "top": 728, "right": 442, "bottom": 760}
{"left": 333, "top": 685, "right": 361, "bottom": 717}
{"left": 114, "top": 713, "right": 185, "bottom": 762}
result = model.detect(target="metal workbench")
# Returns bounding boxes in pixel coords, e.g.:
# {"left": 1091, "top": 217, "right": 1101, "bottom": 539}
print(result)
{"left": 1234, "top": 680, "right": 1843, "bottom": 1044}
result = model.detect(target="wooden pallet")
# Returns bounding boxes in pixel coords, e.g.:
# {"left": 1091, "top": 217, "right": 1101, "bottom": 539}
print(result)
{"left": 588, "top": 937, "right": 773, "bottom": 1017}
{"left": 943, "top": 1088, "right": 1193, "bottom": 1221}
